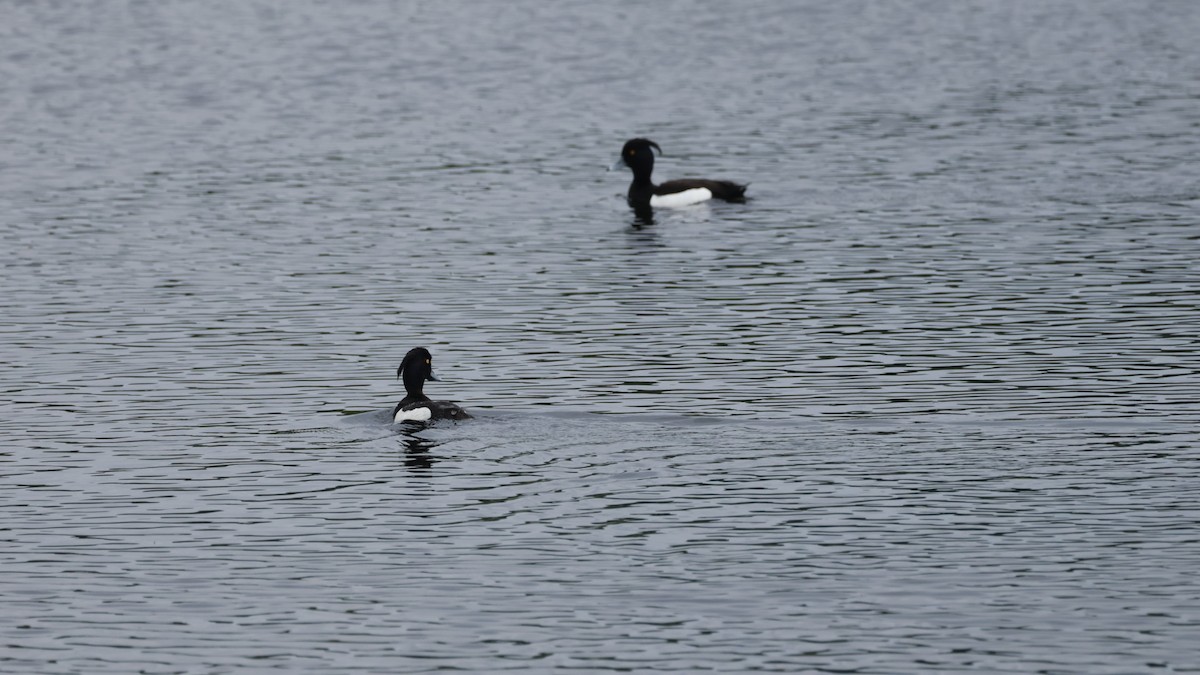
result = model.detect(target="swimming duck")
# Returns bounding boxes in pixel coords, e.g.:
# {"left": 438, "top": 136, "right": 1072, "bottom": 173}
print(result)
{"left": 392, "top": 347, "right": 471, "bottom": 422}
{"left": 611, "top": 138, "right": 747, "bottom": 209}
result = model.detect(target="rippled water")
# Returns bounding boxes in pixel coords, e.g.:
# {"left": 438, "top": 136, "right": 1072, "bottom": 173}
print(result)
{"left": 3, "top": 1, "right": 1199, "bottom": 672}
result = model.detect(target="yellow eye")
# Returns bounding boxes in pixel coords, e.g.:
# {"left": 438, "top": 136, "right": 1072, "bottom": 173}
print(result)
{"left": 425, "top": 359, "right": 431, "bottom": 364}
{"left": 629, "top": 149, "right": 636, "bottom": 156}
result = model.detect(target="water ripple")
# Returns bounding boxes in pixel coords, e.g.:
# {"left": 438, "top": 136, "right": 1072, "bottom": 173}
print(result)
{"left": 3, "top": 0, "right": 1200, "bottom": 672}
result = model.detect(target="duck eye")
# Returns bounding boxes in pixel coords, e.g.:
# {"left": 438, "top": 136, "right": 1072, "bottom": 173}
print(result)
{"left": 629, "top": 149, "right": 635, "bottom": 156}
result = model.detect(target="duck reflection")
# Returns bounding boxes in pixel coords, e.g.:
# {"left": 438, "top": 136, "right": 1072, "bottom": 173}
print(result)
{"left": 395, "top": 428, "right": 441, "bottom": 470}
{"left": 631, "top": 203, "right": 656, "bottom": 228}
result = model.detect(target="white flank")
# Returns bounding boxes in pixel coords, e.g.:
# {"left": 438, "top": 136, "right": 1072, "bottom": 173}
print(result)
{"left": 650, "top": 187, "right": 712, "bottom": 208}
{"left": 394, "top": 406, "right": 433, "bottom": 423}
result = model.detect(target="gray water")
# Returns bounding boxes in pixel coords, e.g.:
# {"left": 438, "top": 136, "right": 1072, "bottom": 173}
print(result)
{"left": 3, "top": 1, "right": 1200, "bottom": 673}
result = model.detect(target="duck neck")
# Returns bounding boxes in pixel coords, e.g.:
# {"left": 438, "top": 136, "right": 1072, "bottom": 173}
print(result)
{"left": 629, "top": 164, "right": 654, "bottom": 187}
{"left": 398, "top": 392, "right": 430, "bottom": 408}
{"left": 401, "top": 370, "right": 430, "bottom": 404}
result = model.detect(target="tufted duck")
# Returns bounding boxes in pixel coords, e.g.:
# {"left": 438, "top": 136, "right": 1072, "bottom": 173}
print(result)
{"left": 392, "top": 347, "right": 471, "bottom": 422}
{"left": 610, "top": 138, "right": 747, "bottom": 209}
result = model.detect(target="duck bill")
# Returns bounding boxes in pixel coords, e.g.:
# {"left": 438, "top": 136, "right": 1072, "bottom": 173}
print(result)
{"left": 608, "top": 157, "right": 627, "bottom": 172}
{"left": 427, "top": 371, "right": 440, "bottom": 382}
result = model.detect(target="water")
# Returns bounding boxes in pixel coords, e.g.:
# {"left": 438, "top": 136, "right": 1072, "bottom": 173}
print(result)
{"left": 3, "top": 1, "right": 1199, "bottom": 672}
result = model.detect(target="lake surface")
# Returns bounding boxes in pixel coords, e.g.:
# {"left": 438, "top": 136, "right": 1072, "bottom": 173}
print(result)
{"left": 3, "top": 1, "right": 1199, "bottom": 672}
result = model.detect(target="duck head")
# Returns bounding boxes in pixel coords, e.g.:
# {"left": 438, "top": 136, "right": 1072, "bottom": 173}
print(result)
{"left": 397, "top": 347, "right": 439, "bottom": 396}
{"left": 610, "top": 138, "right": 662, "bottom": 180}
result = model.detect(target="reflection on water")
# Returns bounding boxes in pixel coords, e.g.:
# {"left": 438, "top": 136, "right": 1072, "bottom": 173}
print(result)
{"left": 2, "top": 0, "right": 1199, "bottom": 672}
{"left": 630, "top": 203, "right": 656, "bottom": 228}
{"left": 397, "top": 429, "right": 440, "bottom": 471}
